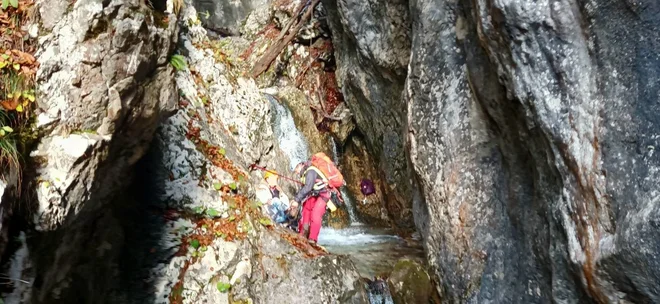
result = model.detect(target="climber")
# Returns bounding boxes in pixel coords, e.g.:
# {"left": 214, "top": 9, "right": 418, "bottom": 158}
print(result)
{"left": 255, "top": 170, "right": 298, "bottom": 224}
{"left": 292, "top": 152, "right": 345, "bottom": 245}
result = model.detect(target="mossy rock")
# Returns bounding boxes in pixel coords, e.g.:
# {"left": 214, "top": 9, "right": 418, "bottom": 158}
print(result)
{"left": 324, "top": 206, "right": 350, "bottom": 229}
{"left": 386, "top": 259, "right": 432, "bottom": 304}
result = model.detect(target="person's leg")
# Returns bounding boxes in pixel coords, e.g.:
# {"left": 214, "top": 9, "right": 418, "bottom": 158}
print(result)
{"left": 308, "top": 194, "right": 329, "bottom": 242}
{"left": 299, "top": 197, "right": 315, "bottom": 238}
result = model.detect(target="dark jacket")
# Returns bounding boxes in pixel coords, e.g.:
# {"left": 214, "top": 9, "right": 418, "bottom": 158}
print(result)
{"left": 293, "top": 164, "right": 326, "bottom": 203}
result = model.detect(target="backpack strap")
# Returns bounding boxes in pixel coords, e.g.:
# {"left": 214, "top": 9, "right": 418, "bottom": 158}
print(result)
{"left": 302, "top": 167, "right": 328, "bottom": 190}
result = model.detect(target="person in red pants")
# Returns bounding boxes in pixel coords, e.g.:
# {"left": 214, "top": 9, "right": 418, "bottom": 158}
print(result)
{"left": 292, "top": 161, "right": 330, "bottom": 244}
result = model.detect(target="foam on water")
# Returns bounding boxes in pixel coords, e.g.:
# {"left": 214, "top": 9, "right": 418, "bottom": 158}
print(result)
{"left": 317, "top": 225, "right": 399, "bottom": 246}
{"left": 328, "top": 137, "right": 361, "bottom": 224}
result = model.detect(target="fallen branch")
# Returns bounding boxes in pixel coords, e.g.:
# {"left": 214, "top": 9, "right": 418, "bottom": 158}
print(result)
{"left": 315, "top": 74, "right": 326, "bottom": 113}
{"left": 250, "top": 0, "right": 321, "bottom": 78}
{"left": 274, "top": 1, "right": 307, "bottom": 42}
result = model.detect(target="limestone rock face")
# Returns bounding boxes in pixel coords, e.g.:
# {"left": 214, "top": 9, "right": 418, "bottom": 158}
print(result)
{"left": 32, "top": 0, "right": 178, "bottom": 231}
{"left": 26, "top": 0, "right": 178, "bottom": 302}
{"left": 321, "top": 0, "right": 417, "bottom": 229}
{"left": 191, "top": 0, "right": 270, "bottom": 34}
{"left": 323, "top": 0, "right": 660, "bottom": 302}
{"left": 101, "top": 5, "right": 365, "bottom": 304}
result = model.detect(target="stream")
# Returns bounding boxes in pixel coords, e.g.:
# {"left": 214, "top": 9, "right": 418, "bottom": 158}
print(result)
{"left": 268, "top": 95, "right": 426, "bottom": 302}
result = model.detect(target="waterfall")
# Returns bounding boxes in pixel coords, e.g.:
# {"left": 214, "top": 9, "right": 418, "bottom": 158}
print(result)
{"left": 266, "top": 94, "right": 424, "bottom": 304}
{"left": 266, "top": 94, "right": 310, "bottom": 170}
{"left": 328, "top": 137, "right": 361, "bottom": 225}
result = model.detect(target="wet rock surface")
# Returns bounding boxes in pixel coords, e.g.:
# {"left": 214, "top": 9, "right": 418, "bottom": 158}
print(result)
{"left": 340, "top": 136, "right": 391, "bottom": 226}
{"left": 323, "top": 0, "right": 660, "bottom": 302}
{"left": 320, "top": 0, "right": 417, "bottom": 230}
{"left": 386, "top": 259, "right": 432, "bottom": 304}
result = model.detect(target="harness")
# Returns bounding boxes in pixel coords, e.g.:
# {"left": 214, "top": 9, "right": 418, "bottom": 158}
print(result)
{"left": 300, "top": 166, "right": 328, "bottom": 192}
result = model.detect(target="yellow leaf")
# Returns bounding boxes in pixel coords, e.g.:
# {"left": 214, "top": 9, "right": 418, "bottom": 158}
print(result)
{"left": 12, "top": 63, "right": 19, "bottom": 70}
{"left": 15, "top": 104, "right": 23, "bottom": 112}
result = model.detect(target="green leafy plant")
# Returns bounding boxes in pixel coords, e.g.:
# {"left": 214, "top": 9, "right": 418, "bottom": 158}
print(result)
{"left": 1, "top": 0, "right": 19, "bottom": 10}
{"left": 258, "top": 217, "right": 272, "bottom": 227}
{"left": 193, "top": 206, "right": 205, "bottom": 214}
{"left": 216, "top": 282, "right": 231, "bottom": 293}
{"left": 228, "top": 182, "right": 237, "bottom": 191}
{"left": 169, "top": 54, "right": 187, "bottom": 71}
{"left": 206, "top": 208, "right": 219, "bottom": 217}
{"left": 213, "top": 182, "right": 222, "bottom": 191}
{"left": 190, "top": 239, "right": 200, "bottom": 249}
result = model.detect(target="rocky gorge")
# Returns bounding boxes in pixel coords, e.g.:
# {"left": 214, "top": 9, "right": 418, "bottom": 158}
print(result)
{"left": 0, "top": 0, "right": 658, "bottom": 303}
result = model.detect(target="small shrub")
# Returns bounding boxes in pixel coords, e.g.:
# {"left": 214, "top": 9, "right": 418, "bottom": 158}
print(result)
{"left": 216, "top": 282, "right": 231, "bottom": 293}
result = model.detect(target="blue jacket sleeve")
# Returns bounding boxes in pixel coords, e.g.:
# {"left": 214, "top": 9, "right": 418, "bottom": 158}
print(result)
{"left": 294, "top": 169, "right": 318, "bottom": 203}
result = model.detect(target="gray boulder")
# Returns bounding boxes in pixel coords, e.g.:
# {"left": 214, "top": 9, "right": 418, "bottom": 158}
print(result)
{"left": 386, "top": 259, "right": 432, "bottom": 304}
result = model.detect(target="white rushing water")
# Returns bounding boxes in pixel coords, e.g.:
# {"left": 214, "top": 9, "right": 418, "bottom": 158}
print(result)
{"left": 328, "top": 137, "right": 361, "bottom": 224}
{"left": 316, "top": 225, "right": 424, "bottom": 278}
{"left": 267, "top": 94, "right": 310, "bottom": 170}
{"left": 267, "top": 93, "right": 425, "bottom": 285}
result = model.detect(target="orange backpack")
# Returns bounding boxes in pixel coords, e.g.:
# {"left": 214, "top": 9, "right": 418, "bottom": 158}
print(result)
{"left": 309, "top": 152, "right": 345, "bottom": 188}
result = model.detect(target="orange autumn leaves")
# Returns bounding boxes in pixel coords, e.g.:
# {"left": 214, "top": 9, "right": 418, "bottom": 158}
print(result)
{"left": 0, "top": 50, "right": 37, "bottom": 112}
{"left": 0, "top": 0, "right": 38, "bottom": 113}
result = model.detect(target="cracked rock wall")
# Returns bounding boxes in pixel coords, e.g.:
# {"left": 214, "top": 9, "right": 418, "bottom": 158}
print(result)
{"left": 26, "top": 0, "right": 178, "bottom": 302}
{"left": 321, "top": 0, "right": 417, "bottom": 229}
{"left": 323, "top": 0, "right": 660, "bottom": 302}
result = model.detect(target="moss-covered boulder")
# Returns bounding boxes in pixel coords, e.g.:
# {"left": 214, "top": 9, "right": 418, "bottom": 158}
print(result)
{"left": 386, "top": 259, "right": 432, "bottom": 304}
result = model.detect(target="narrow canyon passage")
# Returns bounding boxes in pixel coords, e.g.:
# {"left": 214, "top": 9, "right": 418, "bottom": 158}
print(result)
{"left": 0, "top": 0, "right": 657, "bottom": 303}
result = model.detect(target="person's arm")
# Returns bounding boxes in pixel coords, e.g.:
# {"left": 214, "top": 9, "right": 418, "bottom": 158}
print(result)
{"left": 294, "top": 169, "right": 317, "bottom": 203}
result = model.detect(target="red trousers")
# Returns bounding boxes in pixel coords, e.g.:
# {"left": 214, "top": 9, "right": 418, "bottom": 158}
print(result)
{"left": 298, "top": 192, "right": 330, "bottom": 242}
